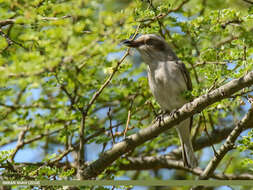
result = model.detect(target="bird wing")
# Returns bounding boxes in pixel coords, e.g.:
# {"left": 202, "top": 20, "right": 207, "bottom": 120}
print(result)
{"left": 177, "top": 61, "right": 192, "bottom": 91}
{"left": 177, "top": 61, "right": 193, "bottom": 131}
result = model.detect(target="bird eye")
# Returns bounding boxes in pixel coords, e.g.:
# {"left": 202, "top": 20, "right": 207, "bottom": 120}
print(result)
{"left": 146, "top": 39, "right": 154, "bottom": 46}
{"left": 146, "top": 38, "right": 165, "bottom": 51}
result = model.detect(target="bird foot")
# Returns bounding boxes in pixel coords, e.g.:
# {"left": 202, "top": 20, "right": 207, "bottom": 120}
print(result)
{"left": 155, "top": 110, "right": 167, "bottom": 124}
{"left": 169, "top": 109, "right": 179, "bottom": 118}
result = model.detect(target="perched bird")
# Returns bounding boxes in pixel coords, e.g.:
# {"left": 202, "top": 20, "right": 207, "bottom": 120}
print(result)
{"left": 123, "top": 34, "right": 198, "bottom": 168}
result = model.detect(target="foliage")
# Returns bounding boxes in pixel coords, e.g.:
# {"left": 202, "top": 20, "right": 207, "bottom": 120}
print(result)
{"left": 0, "top": 0, "right": 253, "bottom": 189}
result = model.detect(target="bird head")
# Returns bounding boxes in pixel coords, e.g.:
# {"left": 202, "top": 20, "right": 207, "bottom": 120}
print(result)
{"left": 122, "top": 34, "right": 177, "bottom": 63}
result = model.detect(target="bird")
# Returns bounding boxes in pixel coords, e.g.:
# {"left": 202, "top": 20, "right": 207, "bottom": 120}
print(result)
{"left": 123, "top": 34, "right": 198, "bottom": 168}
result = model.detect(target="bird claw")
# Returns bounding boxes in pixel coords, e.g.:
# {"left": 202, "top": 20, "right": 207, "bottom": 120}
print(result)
{"left": 169, "top": 109, "right": 179, "bottom": 118}
{"left": 155, "top": 110, "right": 167, "bottom": 124}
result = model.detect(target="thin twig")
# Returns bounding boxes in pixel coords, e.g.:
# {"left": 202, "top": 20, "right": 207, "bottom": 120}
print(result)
{"left": 41, "top": 15, "right": 71, "bottom": 21}
{"left": 124, "top": 110, "right": 131, "bottom": 138}
{"left": 0, "top": 19, "right": 15, "bottom": 27}
{"left": 77, "top": 25, "right": 140, "bottom": 178}
{"left": 124, "top": 95, "right": 137, "bottom": 138}
{"left": 10, "top": 127, "right": 62, "bottom": 162}
{"left": 202, "top": 112, "right": 218, "bottom": 156}
{"left": 193, "top": 61, "right": 227, "bottom": 68}
{"left": 198, "top": 107, "right": 253, "bottom": 180}
{"left": 138, "top": 0, "right": 190, "bottom": 23}
{"left": 0, "top": 28, "right": 27, "bottom": 51}
{"left": 221, "top": 20, "right": 242, "bottom": 29}
{"left": 192, "top": 115, "right": 202, "bottom": 142}
{"left": 222, "top": 156, "right": 233, "bottom": 175}
{"left": 118, "top": 155, "right": 253, "bottom": 180}
{"left": 146, "top": 0, "right": 165, "bottom": 38}
{"left": 107, "top": 107, "right": 115, "bottom": 144}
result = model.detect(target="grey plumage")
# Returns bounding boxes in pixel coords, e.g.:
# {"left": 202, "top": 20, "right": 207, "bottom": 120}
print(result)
{"left": 123, "top": 34, "right": 198, "bottom": 168}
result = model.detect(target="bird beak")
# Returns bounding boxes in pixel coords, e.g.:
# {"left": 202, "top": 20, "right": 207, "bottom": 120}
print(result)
{"left": 121, "top": 39, "right": 142, "bottom": 48}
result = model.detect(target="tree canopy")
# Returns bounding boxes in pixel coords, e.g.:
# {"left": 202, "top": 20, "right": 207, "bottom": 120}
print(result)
{"left": 0, "top": 0, "right": 253, "bottom": 189}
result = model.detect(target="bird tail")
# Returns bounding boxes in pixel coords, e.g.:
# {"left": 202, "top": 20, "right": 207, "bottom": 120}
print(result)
{"left": 176, "top": 118, "right": 198, "bottom": 168}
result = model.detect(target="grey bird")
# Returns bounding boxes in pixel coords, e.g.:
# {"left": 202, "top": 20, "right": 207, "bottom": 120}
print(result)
{"left": 123, "top": 34, "right": 198, "bottom": 168}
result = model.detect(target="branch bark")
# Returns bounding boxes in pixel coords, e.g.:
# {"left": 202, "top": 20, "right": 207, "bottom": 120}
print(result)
{"left": 118, "top": 155, "right": 253, "bottom": 180}
{"left": 171, "top": 121, "right": 253, "bottom": 158}
{"left": 115, "top": 111, "right": 253, "bottom": 173}
{"left": 81, "top": 71, "right": 253, "bottom": 179}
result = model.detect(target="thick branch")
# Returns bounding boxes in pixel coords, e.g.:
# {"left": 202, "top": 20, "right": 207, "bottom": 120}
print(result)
{"left": 169, "top": 125, "right": 235, "bottom": 158}
{"left": 116, "top": 116, "right": 253, "bottom": 172}
{"left": 171, "top": 117, "right": 253, "bottom": 158}
{"left": 118, "top": 155, "right": 253, "bottom": 180}
{"left": 81, "top": 71, "right": 253, "bottom": 179}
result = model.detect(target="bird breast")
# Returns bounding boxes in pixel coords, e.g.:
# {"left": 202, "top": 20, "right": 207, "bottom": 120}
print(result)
{"left": 147, "top": 61, "right": 187, "bottom": 111}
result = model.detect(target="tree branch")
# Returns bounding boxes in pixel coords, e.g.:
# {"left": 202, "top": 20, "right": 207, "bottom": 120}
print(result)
{"left": 171, "top": 125, "right": 236, "bottom": 158}
{"left": 138, "top": 0, "right": 190, "bottom": 24}
{"left": 116, "top": 114, "right": 253, "bottom": 172}
{"left": 9, "top": 128, "right": 62, "bottom": 162}
{"left": 81, "top": 71, "right": 253, "bottom": 179}
{"left": 0, "top": 19, "right": 15, "bottom": 27}
{"left": 199, "top": 107, "right": 253, "bottom": 179}
{"left": 118, "top": 155, "right": 253, "bottom": 180}
{"left": 77, "top": 26, "right": 140, "bottom": 178}
{"left": 0, "top": 16, "right": 71, "bottom": 27}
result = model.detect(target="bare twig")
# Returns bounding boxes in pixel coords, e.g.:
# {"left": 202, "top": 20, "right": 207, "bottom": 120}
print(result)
{"left": 77, "top": 25, "right": 140, "bottom": 179}
{"left": 107, "top": 107, "right": 115, "bottom": 144}
{"left": 222, "top": 156, "right": 233, "bottom": 175}
{"left": 192, "top": 115, "right": 202, "bottom": 142}
{"left": 10, "top": 126, "right": 30, "bottom": 162}
{"left": 124, "top": 110, "right": 131, "bottom": 138}
{"left": 50, "top": 147, "right": 74, "bottom": 164}
{"left": 83, "top": 25, "right": 140, "bottom": 115}
{"left": 9, "top": 128, "right": 62, "bottom": 162}
{"left": 124, "top": 95, "right": 137, "bottom": 138}
{"left": 41, "top": 15, "right": 71, "bottom": 21}
{"left": 202, "top": 112, "right": 218, "bottom": 156}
